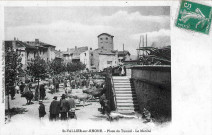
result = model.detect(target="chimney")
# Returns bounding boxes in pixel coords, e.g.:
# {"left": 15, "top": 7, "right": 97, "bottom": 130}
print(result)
{"left": 123, "top": 44, "right": 124, "bottom": 51}
{"left": 14, "top": 37, "right": 16, "bottom": 41}
{"left": 75, "top": 46, "right": 77, "bottom": 50}
{"left": 35, "top": 39, "right": 39, "bottom": 43}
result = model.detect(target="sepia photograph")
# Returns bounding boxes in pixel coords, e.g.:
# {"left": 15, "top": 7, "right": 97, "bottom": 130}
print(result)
{"left": 3, "top": 4, "right": 171, "bottom": 134}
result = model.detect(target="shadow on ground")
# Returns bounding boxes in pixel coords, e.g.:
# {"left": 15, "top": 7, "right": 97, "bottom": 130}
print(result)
{"left": 89, "top": 115, "right": 107, "bottom": 121}
{"left": 5, "top": 107, "right": 28, "bottom": 117}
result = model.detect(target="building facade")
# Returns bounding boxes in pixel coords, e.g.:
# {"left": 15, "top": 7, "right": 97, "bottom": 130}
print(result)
{"left": 62, "top": 46, "right": 88, "bottom": 63}
{"left": 92, "top": 49, "right": 118, "bottom": 71}
{"left": 118, "top": 50, "right": 131, "bottom": 65}
{"left": 97, "top": 33, "right": 114, "bottom": 51}
{"left": 25, "top": 39, "right": 56, "bottom": 61}
{"left": 80, "top": 49, "right": 94, "bottom": 70}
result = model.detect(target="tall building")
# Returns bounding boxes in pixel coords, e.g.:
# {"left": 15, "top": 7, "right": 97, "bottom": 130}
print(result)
{"left": 90, "top": 33, "right": 118, "bottom": 71}
{"left": 97, "top": 33, "right": 114, "bottom": 51}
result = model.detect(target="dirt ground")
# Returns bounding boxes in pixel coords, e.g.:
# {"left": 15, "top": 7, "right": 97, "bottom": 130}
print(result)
{"left": 3, "top": 83, "right": 164, "bottom": 135}
{"left": 5, "top": 83, "right": 106, "bottom": 121}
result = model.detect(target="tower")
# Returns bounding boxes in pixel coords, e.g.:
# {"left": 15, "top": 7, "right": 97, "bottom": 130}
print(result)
{"left": 97, "top": 33, "right": 114, "bottom": 50}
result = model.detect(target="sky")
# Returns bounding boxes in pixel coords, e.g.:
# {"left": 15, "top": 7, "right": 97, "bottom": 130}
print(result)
{"left": 4, "top": 6, "right": 170, "bottom": 55}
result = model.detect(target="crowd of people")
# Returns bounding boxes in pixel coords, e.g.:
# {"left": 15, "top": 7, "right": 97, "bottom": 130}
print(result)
{"left": 8, "top": 72, "right": 106, "bottom": 120}
{"left": 38, "top": 94, "right": 76, "bottom": 120}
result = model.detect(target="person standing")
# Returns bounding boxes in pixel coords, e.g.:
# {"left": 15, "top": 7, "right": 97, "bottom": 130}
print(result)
{"left": 19, "top": 82, "right": 25, "bottom": 94}
{"left": 49, "top": 96, "right": 60, "bottom": 121}
{"left": 8, "top": 80, "right": 15, "bottom": 100}
{"left": 40, "top": 84, "right": 46, "bottom": 100}
{"left": 38, "top": 100, "right": 46, "bottom": 119}
{"left": 60, "top": 94, "right": 69, "bottom": 120}
{"left": 63, "top": 78, "right": 68, "bottom": 90}
{"left": 121, "top": 66, "right": 125, "bottom": 76}
{"left": 55, "top": 77, "right": 59, "bottom": 92}
{"left": 67, "top": 95, "right": 76, "bottom": 119}
{"left": 15, "top": 82, "right": 20, "bottom": 94}
{"left": 118, "top": 65, "right": 122, "bottom": 76}
{"left": 28, "top": 81, "right": 32, "bottom": 91}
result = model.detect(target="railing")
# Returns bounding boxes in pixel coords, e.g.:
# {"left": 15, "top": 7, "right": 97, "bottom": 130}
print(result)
{"left": 104, "top": 67, "right": 117, "bottom": 111}
{"left": 110, "top": 74, "right": 117, "bottom": 111}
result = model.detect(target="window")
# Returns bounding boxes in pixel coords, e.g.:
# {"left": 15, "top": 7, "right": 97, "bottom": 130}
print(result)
{"left": 85, "top": 53, "right": 86, "bottom": 56}
{"left": 100, "top": 38, "right": 103, "bottom": 40}
{"left": 107, "top": 61, "right": 112, "bottom": 65}
{"left": 106, "top": 37, "right": 108, "bottom": 40}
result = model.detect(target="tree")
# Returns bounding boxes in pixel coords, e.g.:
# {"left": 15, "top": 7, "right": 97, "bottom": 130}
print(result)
{"left": 5, "top": 48, "right": 22, "bottom": 93}
{"left": 48, "top": 58, "right": 66, "bottom": 75}
{"left": 66, "top": 61, "right": 86, "bottom": 73}
{"left": 26, "top": 56, "right": 48, "bottom": 87}
{"left": 5, "top": 45, "right": 22, "bottom": 118}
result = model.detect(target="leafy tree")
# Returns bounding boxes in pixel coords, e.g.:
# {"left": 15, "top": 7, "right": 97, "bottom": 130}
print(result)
{"left": 5, "top": 45, "right": 22, "bottom": 113}
{"left": 5, "top": 46, "right": 22, "bottom": 95}
{"left": 49, "top": 58, "right": 66, "bottom": 75}
{"left": 26, "top": 56, "right": 48, "bottom": 86}
{"left": 66, "top": 61, "right": 86, "bottom": 73}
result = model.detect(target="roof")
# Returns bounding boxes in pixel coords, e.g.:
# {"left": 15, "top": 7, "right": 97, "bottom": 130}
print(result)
{"left": 55, "top": 50, "right": 62, "bottom": 58}
{"left": 94, "top": 48, "right": 117, "bottom": 55}
{"left": 25, "top": 41, "right": 55, "bottom": 48}
{"left": 97, "top": 33, "right": 114, "bottom": 38}
{"left": 4, "top": 40, "right": 37, "bottom": 50}
{"left": 63, "top": 46, "right": 88, "bottom": 55}
{"left": 118, "top": 50, "right": 130, "bottom": 56}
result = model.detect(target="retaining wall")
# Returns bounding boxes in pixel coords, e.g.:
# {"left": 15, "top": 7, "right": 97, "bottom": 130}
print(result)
{"left": 131, "top": 65, "right": 171, "bottom": 120}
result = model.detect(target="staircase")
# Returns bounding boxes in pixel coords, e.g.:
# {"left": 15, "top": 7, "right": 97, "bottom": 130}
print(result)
{"left": 113, "top": 76, "right": 139, "bottom": 114}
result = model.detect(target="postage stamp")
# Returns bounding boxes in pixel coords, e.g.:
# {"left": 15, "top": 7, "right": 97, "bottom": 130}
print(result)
{"left": 176, "top": 0, "right": 212, "bottom": 34}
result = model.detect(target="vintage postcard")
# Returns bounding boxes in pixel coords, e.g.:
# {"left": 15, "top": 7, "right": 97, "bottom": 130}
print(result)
{"left": 0, "top": 1, "right": 212, "bottom": 135}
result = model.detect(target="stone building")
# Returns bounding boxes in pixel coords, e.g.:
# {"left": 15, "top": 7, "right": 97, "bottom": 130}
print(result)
{"left": 88, "top": 33, "right": 118, "bottom": 71}
{"left": 92, "top": 49, "right": 118, "bottom": 71}
{"left": 98, "top": 33, "right": 114, "bottom": 51}
{"left": 5, "top": 39, "right": 37, "bottom": 69}
{"left": 118, "top": 50, "right": 131, "bottom": 65}
{"left": 80, "top": 48, "right": 94, "bottom": 71}
{"left": 5, "top": 38, "right": 56, "bottom": 82}
{"left": 25, "top": 39, "right": 56, "bottom": 61}
{"left": 62, "top": 46, "right": 88, "bottom": 63}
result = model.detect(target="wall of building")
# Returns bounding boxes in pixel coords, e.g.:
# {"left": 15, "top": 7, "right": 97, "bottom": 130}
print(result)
{"left": 80, "top": 50, "right": 91, "bottom": 70}
{"left": 98, "top": 35, "right": 113, "bottom": 51}
{"left": 98, "top": 54, "right": 118, "bottom": 71}
{"left": 131, "top": 65, "right": 171, "bottom": 120}
{"left": 92, "top": 51, "right": 100, "bottom": 71}
{"left": 38, "top": 48, "right": 48, "bottom": 61}
{"left": 48, "top": 47, "right": 56, "bottom": 61}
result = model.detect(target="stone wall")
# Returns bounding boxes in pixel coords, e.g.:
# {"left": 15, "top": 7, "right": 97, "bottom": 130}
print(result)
{"left": 98, "top": 34, "right": 113, "bottom": 51}
{"left": 131, "top": 65, "right": 171, "bottom": 120}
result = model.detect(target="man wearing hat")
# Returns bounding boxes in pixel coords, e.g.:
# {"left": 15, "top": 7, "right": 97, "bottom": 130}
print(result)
{"left": 67, "top": 95, "right": 76, "bottom": 119}
{"left": 49, "top": 96, "right": 60, "bottom": 121}
{"left": 60, "top": 94, "right": 69, "bottom": 120}
{"left": 38, "top": 100, "right": 46, "bottom": 119}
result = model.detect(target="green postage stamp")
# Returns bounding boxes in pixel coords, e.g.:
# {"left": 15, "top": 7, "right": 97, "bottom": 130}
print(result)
{"left": 176, "top": 0, "right": 212, "bottom": 34}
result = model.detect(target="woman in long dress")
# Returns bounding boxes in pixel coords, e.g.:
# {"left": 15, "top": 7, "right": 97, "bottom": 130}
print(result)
{"left": 121, "top": 66, "right": 125, "bottom": 76}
